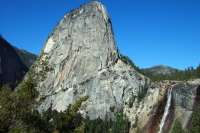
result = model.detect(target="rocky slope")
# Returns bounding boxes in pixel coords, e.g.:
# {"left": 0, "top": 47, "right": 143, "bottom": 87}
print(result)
{"left": 0, "top": 35, "right": 28, "bottom": 88}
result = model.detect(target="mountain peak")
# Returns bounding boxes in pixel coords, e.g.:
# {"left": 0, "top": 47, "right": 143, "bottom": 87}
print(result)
{"left": 145, "top": 65, "right": 178, "bottom": 75}
{"left": 42, "top": 0, "right": 120, "bottom": 78}
{"left": 154, "top": 64, "right": 165, "bottom": 67}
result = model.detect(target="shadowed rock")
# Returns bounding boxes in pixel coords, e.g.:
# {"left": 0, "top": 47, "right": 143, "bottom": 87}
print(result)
{"left": 0, "top": 36, "right": 28, "bottom": 88}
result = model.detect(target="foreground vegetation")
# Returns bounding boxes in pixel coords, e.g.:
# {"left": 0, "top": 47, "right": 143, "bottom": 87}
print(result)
{"left": 171, "top": 119, "right": 185, "bottom": 133}
{"left": 0, "top": 74, "right": 130, "bottom": 133}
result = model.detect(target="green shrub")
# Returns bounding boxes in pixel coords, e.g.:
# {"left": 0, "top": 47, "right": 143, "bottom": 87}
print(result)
{"left": 138, "top": 83, "right": 148, "bottom": 102}
{"left": 110, "top": 106, "right": 115, "bottom": 112}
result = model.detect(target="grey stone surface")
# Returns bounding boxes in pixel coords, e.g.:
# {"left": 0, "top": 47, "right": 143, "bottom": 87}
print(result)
{"left": 36, "top": 1, "right": 148, "bottom": 119}
{"left": 172, "top": 82, "right": 197, "bottom": 111}
{"left": 171, "top": 82, "right": 199, "bottom": 130}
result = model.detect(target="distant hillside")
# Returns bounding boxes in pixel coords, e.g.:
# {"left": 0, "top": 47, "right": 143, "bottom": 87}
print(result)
{"left": 0, "top": 35, "right": 28, "bottom": 88}
{"left": 12, "top": 46, "right": 37, "bottom": 68}
{"left": 144, "top": 65, "right": 178, "bottom": 75}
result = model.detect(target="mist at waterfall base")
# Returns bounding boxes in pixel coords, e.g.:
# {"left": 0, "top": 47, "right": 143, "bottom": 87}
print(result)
{"left": 158, "top": 88, "right": 172, "bottom": 133}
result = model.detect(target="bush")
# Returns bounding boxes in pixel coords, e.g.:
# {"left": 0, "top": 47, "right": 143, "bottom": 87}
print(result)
{"left": 138, "top": 83, "right": 148, "bottom": 102}
{"left": 110, "top": 106, "right": 115, "bottom": 112}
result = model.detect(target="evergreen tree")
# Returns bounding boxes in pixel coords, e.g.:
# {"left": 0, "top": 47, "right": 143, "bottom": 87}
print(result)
{"left": 189, "top": 104, "right": 200, "bottom": 133}
{"left": 0, "top": 75, "right": 48, "bottom": 132}
{"left": 171, "top": 119, "right": 185, "bottom": 133}
{"left": 53, "top": 96, "right": 89, "bottom": 133}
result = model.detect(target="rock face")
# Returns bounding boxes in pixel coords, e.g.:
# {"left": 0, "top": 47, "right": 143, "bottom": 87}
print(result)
{"left": 41, "top": 1, "right": 119, "bottom": 89}
{"left": 172, "top": 82, "right": 197, "bottom": 111}
{"left": 36, "top": 1, "right": 147, "bottom": 119}
{"left": 0, "top": 35, "right": 28, "bottom": 88}
{"left": 171, "top": 81, "right": 199, "bottom": 130}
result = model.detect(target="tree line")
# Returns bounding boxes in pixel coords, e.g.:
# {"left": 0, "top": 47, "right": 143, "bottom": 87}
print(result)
{"left": 120, "top": 55, "right": 200, "bottom": 81}
{"left": 143, "top": 65, "right": 200, "bottom": 82}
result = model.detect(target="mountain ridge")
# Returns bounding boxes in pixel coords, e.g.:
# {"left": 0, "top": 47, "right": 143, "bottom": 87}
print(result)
{"left": 12, "top": 45, "right": 37, "bottom": 68}
{"left": 143, "top": 64, "right": 178, "bottom": 75}
{"left": 0, "top": 35, "right": 37, "bottom": 88}
{"left": 0, "top": 35, "right": 28, "bottom": 88}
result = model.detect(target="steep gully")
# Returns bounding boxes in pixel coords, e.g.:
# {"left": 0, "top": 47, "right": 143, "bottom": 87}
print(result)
{"left": 138, "top": 85, "right": 174, "bottom": 133}
{"left": 144, "top": 86, "right": 173, "bottom": 133}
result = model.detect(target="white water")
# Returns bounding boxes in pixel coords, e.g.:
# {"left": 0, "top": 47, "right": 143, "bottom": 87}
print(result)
{"left": 158, "top": 88, "right": 172, "bottom": 133}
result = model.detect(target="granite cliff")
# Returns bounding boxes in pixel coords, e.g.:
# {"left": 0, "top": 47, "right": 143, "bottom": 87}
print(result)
{"left": 34, "top": 1, "right": 148, "bottom": 119}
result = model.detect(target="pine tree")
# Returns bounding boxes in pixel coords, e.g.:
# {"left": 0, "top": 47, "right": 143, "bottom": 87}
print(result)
{"left": 189, "top": 104, "right": 200, "bottom": 133}
{"left": 171, "top": 119, "right": 185, "bottom": 133}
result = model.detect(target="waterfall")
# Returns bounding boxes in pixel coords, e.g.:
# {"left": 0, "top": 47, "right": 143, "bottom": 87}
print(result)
{"left": 158, "top": 88, "right": 172, "bottom": 133}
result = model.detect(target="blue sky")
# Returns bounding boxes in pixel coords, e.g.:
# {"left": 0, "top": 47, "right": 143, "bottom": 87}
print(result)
{"left": 0, "top": 0, "right": 200, "bottom": 70}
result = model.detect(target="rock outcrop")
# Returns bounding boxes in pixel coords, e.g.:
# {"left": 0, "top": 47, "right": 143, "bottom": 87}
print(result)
{"left": 173, "top": 82, "right": 197, "bottom": 111}
{"left": 170, "top": 80, "right": 200, "bottom": 131}
{"left": 0, "top": 35, "right": 28, "bottom": 88}
{"left": 35, "top": 1, "right": 148, "bottom": 119}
